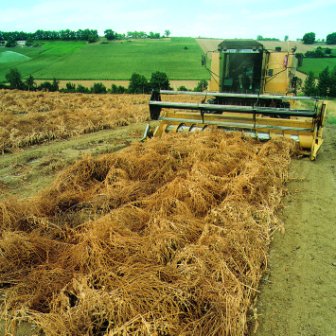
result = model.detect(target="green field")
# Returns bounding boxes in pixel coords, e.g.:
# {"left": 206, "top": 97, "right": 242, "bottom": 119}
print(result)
{"left": 0, "top": 38, "right": 209, "bottom": 81}
{"left": 299, "top": 58, "right": 336, "bottom": 77}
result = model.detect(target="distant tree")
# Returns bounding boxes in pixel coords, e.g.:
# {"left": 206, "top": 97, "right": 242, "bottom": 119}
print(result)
{"left": 65, "top": 82, "right": 76, "bottom": 92}
{"left": 91, "top": 82, "right": 107, "bottom": 94}
{"left": 25, "top": 38, "right": 34, "bottom": 47}
{"left": 50, "top": 78, "right": 59, "bottom": 92}
{"left": 76, "top": 84, "right": 90, "bottom": 93}
{"left": 5, "top": 68, "right": 25, "bottom": 89}
{"left": 295, "top": 53, "right": 304, "bottom": 67}
{"left": 307, "top": 46, "right": 324, "bottom": 58}
{"left": 128, "top": 73, "right": 149, "bottom": 93}
{"left": 164, "top": 30, "right": 171, "bottom": 38}
{"left": 127, "top": 31, "right": 147, "bottom": 39}
{"left": 148, "top": 32, "right": 161, "bottom": 39}
{"left": 38, "top": 81, "right": 53, "bottom": 91}
{"left": 116, "top": 33, "right": 126, "bottom": 40}
{"left": 88, "top": 33, "right": 98, "bottom": 43}
{"left": 303, "top": 72, "right": 316, "bottom": 96}
{"left": 284, "top": 35, "right": 289, "bottom": 42}
{"left": 5, "top": 37, "right": 17, "bottom": 48}
{"left": 104, "top": 29, "right": 117, "bottom": 41}
{"left": 325, "top": 48, "right": 332, "bottom": 55}
{"left": 317, "top": 67, "right": 330, "bottom": 96}
{"left": 194, "top": 79, "right": 208, "bottom": 92}
{"left": 326, "top": 32, "right": 336, "bottom": 45}
{"left": 329, "top": 67, "right": 336, "bottom": 97}
{"left": 149, "top": 71, "right": 171, "bottom": 91}
{"left": 177, "top": 85, "right": 188, "bottom": 91}
{"left": 302, "top": 32, "right": 315, "bottom": 44}
{"left": 110, "top": 84, "right": 127, "bottom": 93}
{"left": 25, "top": 75, "right": 36, "bottom": 91}
{"left": 315, "top": 47, "right": 325, "bottom": 58}
{"left": 256, "top": 35, "right": 279, "bottom": 41}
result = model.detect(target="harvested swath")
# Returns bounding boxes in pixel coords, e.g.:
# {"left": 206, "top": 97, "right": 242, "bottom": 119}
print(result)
{"left": 0, "top": 90, "right": 148, "bottom": 152}
{"left": 0, "top": 131, "right": 296, "bottom": 335}
{"left": 0, "top": 90, "right": 202, "bottom": 153}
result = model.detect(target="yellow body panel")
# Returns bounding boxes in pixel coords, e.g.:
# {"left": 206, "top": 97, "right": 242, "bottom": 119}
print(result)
{"left": 264, "top": 52, "right": 297, "bottom": 94}
{"left": 209, "top": 52, "right": 220, "bottom": 91}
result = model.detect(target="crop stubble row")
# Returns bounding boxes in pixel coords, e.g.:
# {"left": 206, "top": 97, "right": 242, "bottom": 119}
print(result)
{"left": 0, "top": 130, "right": 296, "bottom": 335}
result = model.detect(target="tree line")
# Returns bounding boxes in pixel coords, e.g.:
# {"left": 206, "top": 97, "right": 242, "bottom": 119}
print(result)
{"left": 0, "top": 29, "right": 170, "bottom": 46}
{"left": 303, "top": 47, "right": 335, "bottom": 58}
{"left": 303, "top": 67, "right": 336, "bottom": 97}
{"left": 256, "top": 36, "right": 280, "bottom": 41}
{"left": 302, "top": 32, "right": 336, "bottom": 45}
{"left": 1, "top": 68, "right": 207, "bottom": 94}
{"left": 0, "top": 29, "right": 99, "bottom": 45}
{"left": 104, "top": 29, "right": 168, "bottom": 41}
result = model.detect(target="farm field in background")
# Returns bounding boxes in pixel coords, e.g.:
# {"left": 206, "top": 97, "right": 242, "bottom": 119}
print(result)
{"left": 298, "top": 57, "right": 336, "bottom": 76}
{"left": 0, "top": 38, "right": 209, "bottom": 81}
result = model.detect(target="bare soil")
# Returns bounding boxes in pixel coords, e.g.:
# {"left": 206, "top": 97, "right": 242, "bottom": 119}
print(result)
{"left": 0, "top": 122, "right": 148, "bottom": 199}
{"left": 255, "top": 125, "right": 336, "bottom": 335}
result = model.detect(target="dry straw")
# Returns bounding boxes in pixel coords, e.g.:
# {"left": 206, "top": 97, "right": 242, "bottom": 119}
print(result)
{"left": 0, "top": 90, "right": 149, "bottom": 153}
{"left": 0, "top": 131, "right": 296, "bottom": 335}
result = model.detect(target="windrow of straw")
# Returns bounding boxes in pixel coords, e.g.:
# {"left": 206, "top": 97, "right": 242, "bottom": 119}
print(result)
{"left": 0, "top": 90, "right": 150, "bottom": 153}
{"left": 0, "top": 131, "right": 296, "bottom": 335}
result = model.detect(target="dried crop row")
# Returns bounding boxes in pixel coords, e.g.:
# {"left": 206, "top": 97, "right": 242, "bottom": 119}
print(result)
{"left": 0, "top": 90, "right": 202, "bottom": 153}
{"left": 0, "top": 90, "right": 149, "bottom": 153}
{"left": 0, "top": 131, "right": 296, "bottom": 335}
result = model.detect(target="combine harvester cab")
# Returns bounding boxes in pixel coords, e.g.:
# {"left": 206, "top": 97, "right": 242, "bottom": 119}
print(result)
{"left": 147, "top": 40, "right": 326, "bottom": 160}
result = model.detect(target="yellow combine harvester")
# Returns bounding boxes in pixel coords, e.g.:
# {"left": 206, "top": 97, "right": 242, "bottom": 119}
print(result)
{"left": 147, "top": 40, "right": 326, "bottom": 160}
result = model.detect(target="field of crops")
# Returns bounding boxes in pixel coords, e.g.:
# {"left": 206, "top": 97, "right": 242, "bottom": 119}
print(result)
{"left": 0, "top": 38, "right": 209, "bottom": 81}
{"left": 0, "top": 129, "right": 295, "bottom": 335}
{"left": 298, "top": 57, "right": 336, "bottom": 76}
{"left": 0, "top": 90, "right": 149, "bottom": 153}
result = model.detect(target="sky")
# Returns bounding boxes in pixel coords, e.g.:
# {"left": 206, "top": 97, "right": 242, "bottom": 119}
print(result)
{"left": 0, "top": 0, "right": 335, "bottom": 40}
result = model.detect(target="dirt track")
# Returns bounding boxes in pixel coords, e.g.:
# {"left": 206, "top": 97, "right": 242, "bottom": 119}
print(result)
{"left": 255, "top": 125, "right": 336, "bottom": 335}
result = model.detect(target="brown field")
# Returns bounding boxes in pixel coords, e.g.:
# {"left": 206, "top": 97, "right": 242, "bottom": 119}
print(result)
{"left": 0, "top": 90, "right": 207, "bottom": 154}
{"left": 0, "top": 131, "right": 294, "bottom": 335}
{"left": 0, "top": 90, "right": 335, "bottom": 335}
{"left": 0, "top": 90, "right": 149, "bottom": 153}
